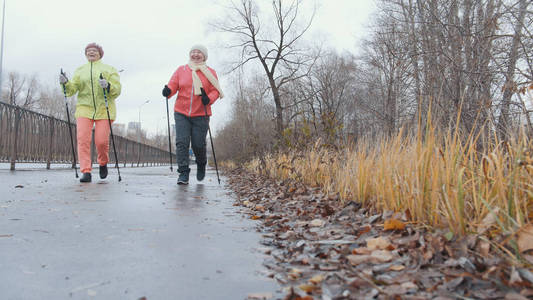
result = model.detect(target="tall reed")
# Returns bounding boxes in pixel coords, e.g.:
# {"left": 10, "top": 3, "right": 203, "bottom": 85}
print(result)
{"left": 246, "top": 125, "right": 532, "bottom": 235}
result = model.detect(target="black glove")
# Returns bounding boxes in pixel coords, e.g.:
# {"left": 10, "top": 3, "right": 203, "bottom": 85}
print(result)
{"left": 162, "top": 85, "right": 171, "bottom": 97}
{"left": 200, "top": 88, "right": 210, "bottom": 105}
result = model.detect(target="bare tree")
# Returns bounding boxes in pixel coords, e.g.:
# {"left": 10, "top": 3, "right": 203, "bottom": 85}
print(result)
{"left": 214, "top": 72, "right": 275, "bottom": 164}
{"left": 356, "top": 0, "right": 532, "bottom": 140}
{"left": 213, "top": 0, "right": 316, "bottom": 136}
{"left": 282, "top": 50, "right": 360, "bottom": 144}
{"left": 498, "top": 0, "right": 530, "bottom": 139}
{"left": 214, "top": 0, "right": 533, "bottom": 163}
{"left": 38, "top": 86, "right": 76, "bottom": 121}
{"left": 2, "top": 72, "right": 41, "bottom": 109}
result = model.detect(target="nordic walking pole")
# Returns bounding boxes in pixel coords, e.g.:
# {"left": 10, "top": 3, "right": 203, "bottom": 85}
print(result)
{"left": 60, "top": 69, "right": 79, "bottom": 178}
{"left": 100, "top": 73, "right": 122, "bottom": 182}
{"left": 165, "top": 96, "right": 173, "bottom": 171}
{"left": 202, "top": 100, "right": 220, "bottom": 185}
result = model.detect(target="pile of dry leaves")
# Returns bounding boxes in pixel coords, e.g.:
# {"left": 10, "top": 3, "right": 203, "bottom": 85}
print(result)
{"left": 225, "top": 168, "right": 533, "bottom": 300}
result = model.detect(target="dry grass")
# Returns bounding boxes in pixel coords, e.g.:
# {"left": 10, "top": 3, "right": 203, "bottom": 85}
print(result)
{"left": 220, "top": 160, "right": 237, "bottom": 170}
{"left": 245, "top": 125, "right": 533, "bottom": 236}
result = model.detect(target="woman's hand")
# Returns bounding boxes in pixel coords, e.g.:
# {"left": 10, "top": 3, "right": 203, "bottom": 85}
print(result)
{"left": 200, "top": 88, "right": 210, "bottom": 105}
{"left": 59, "top": 73, "right": 68, "bottom": 84}
{"left": 162, "top": 85, "right": 171, "bottom": 97}
{"left": 98, "top": 78, "right": 109, "bottom": 89}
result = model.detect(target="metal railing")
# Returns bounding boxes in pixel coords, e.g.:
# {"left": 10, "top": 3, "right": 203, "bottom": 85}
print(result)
{"left": 0, "top": 101, "right": 172, "bottom": 170}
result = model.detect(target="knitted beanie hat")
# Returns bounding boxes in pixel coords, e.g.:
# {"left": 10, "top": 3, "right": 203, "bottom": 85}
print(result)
{"left": 85, "top": 43, "right": 104, "bottom": 58}
{"left": 190, "top": 44, "right": 208, "bottom": 60}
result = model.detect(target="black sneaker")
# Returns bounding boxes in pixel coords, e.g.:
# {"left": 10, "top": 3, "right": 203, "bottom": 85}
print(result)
{"left": 197, "top": 164, "right": 206, "bottom": 181}
{"left": 80, "top": 173, "right": 92, "bottom": 183}
{"left": 177, "top": 172, "right": 189, "bottom": 185}
{"left": 99, "top": 164, "right": 108, "bottom": 179}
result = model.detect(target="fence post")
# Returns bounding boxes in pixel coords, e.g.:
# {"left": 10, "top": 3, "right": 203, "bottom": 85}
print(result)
{"left": 124, "top": 141, "right": 127, "bottom": 167}
{"left": 9, "top": 108, "right": 21, "bottom": 171}
{"left": 131, "top": 141, "right": 134, "bottom": 167}
{"left": 138, "top": 142, "right": 141, "bottom": 167}
{"left": 46, "top": 118, "right": 54, "bottom": 169}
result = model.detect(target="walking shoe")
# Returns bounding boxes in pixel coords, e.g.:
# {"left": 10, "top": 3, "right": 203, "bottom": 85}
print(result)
{"left": 177, "top": 172, "right": 189, "bottom": 185}
{"left": 80, "top": 173, "right": 92, "bottom": 183}
{"left": 197, "top": 164, "right": 206, "bottom": 181}
{"left": 99, "top": 164, "right": 108, "bottom": 179}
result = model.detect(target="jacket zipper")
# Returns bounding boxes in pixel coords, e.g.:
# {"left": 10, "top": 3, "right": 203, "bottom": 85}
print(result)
{"left": 188, "top": 65, "right": 193, "bottom": 117}
{"left": 90, "top": 62, "right": 97, "bottom": 119}
{"left": 189, "top": 85, "right": 193, "bottom": 117}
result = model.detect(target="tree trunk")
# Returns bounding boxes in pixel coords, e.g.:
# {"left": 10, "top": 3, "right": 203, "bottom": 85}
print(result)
{"left": 498, "top": 0, "right": 528, "bottom": 139}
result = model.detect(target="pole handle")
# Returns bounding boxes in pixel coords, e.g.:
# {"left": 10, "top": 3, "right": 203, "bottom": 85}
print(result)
{"left": 60, "top": 68, "right": 68, "bottom": 93}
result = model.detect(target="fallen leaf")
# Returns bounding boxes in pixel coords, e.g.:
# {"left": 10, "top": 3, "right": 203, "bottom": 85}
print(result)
{"left": 310, "top": 219, "right": 325, "bottom": 227}
{"left": 383, "top": 284, "right": 406, "bottom": 295}
{"left": 383, "top": 219, "right": 406, "bottom": 231}
{"left": 288, "top": 268, "right": 303, "bottom": 280}
{"left": 523, "top": 254, "right": 533, "bottom": 265}
{"left": 389, "top": 264, "right": 405, "bottom": 271}
{"left": 444, "top": 231, "right": 454, "bottom": 241}
{"left": 347, "top": 254, "right": 371, "bottom": 266}
{"left": 401, "top": 281, "right": 418, "bottom": 291}
{"left": 518, "top": 224, "right": 533, "bottom": 253}
{"left": 247, "top": 292, "right": 273, "bottom": 299}
{"left": 315, "top": 240, "right": 354, "bottom": 245}
{"left": 298, "top": 284, "right": 318, "bottom": 293}
{"left": 318, "top": 264, "right": 339, "bottom": 271}
{"left": 370, "top": 250, "right": 394, "bottom": 263}
{"left": 251, "top": 215, "right": 262, "bottom": 220}
{"left": 351, "top": 247, "right": 371, "bottom": 255}
{"left": 504, "top": 292, "right": 528, "bottom": 300}
{"left": 478, "top": 240, "right": 491, "bottom": 256}
{"left": 478, "top": 207, "right": 499, "bottom": 234}
{"left": 366, "top": 236, "right": 391, "bottom": 250}
{"left": 308, "top": 274, "right": 324, "bottom": 284}
{"left": 357, "top": 225, "right": 371, "bottom": 236}
{"left": 509, "top": 267, "right": 523, "bottom": 285}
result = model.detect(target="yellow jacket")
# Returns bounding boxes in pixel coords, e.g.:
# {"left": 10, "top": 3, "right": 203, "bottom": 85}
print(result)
{"left": 63, "top": 60, "right": 121, "bottom": 120}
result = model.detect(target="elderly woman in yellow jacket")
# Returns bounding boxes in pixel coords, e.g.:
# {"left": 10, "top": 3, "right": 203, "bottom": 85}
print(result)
{"left": 59, "top": 43, "right": 121, "bottom": 183}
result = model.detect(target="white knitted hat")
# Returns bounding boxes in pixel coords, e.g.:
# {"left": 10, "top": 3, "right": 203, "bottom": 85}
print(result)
{"left": 190, "top": 44, "right": 208, "bottom": 60}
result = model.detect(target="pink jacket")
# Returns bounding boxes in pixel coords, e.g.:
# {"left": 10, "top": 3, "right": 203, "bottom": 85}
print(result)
{"left": 166, "top": 65, "right": 220, "bottom": 117}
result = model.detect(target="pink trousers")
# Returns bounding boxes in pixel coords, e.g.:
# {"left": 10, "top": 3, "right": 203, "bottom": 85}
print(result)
{"left": 77, "top": 117, "right": 112, "bottom": 173}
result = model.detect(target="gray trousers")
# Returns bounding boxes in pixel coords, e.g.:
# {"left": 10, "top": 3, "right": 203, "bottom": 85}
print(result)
{"left": 174, "top": 112, "right": 209, "bottom": 174}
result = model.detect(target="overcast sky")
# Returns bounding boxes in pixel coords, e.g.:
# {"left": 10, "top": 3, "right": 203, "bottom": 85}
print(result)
{"left": 1, "top": 0, "right": 375, "bottom": 136}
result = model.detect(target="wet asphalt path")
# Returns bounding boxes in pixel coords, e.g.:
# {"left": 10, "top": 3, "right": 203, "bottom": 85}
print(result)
{"left": 0, "top": 166, "right": 278, "bottom": 299}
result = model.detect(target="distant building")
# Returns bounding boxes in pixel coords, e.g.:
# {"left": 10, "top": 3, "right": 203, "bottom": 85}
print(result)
{"left": 112, "top": 123, "right": 126, "bottom": 136}
{"left": 127, "top": 122, "right": 140, "bottom": 136}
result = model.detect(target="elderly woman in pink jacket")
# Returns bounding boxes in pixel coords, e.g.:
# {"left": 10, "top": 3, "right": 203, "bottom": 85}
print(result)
{"left": 162, "top": 44, "right": 223, "bottom": 184}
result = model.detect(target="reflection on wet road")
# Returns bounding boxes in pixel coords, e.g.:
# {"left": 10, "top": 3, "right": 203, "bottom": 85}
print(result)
{"left": 0, "top": 166, "right": 279, "bottom": 299}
